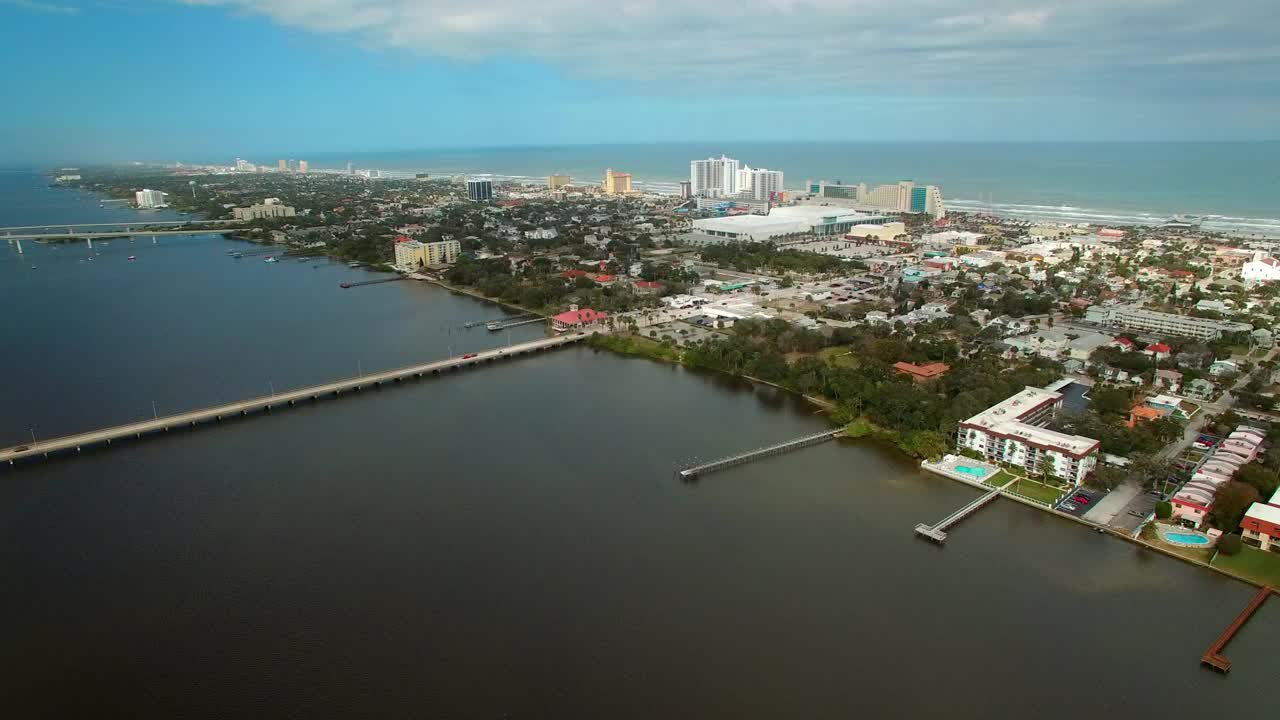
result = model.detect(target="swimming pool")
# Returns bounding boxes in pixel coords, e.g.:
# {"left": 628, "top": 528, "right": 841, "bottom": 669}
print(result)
{"left": 1164, "top": 531, "right": 1211, "bottom": 546}
{"left": 955, "top": 465, "right": 992, "bottom": 478}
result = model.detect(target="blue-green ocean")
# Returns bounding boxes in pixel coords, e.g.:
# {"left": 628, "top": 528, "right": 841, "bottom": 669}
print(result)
{"left": 291, "top": 142, "right": 1280, "bottom": 235}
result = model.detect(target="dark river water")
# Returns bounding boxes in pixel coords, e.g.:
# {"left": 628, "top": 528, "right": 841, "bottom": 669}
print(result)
{"left": 1, "top": 170, "right": 1276, "bottom": 717}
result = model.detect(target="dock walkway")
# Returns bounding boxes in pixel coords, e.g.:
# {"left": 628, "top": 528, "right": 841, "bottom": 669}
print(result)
{"left": 1201, "top": 585, "right": 1273, "bottom": 673}
{"left": 677, "top": 430, "right": 839, "bottom": 480}
{"left": 3, "top": 334, "right": 587, "bottom": 465}
{"left": 915, "top": 477, "right": 1016, "bottom": 544}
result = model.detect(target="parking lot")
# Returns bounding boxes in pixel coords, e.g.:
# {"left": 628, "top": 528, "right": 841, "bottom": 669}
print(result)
{"left": 1056, "top": 487, "right": 1106, "bottom": 517}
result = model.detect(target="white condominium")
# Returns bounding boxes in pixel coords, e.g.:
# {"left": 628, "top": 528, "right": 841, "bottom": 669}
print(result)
{"left": 738, "top": 166, "right": 784, "bottom": 201}
{"left": 690, "top": 155, "right": 740, "bottom": 198}
{"left": 957, "top": 387, "right": 1100, "bottom": 485}
{"left": 1084, "top": 303, "right": 1252, "bottom": 341}
{"left": 134, "top": 189, "right": 167, "bottom": 209}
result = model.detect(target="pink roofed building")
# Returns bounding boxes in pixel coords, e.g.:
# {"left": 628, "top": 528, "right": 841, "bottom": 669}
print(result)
{"left": 551, "top": 306, "right": 610, "bottom": 333}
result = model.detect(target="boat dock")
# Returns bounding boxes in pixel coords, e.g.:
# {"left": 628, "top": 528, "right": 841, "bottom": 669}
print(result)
{"left": 677, "top": 430, "right": 839, "bottom": 480}
{"left": 915, "top": 478, "right": 1015, "bottom": 544}
{"left": 1201, "top": 585, "right": 1274, "bottom": 673}
{"left": 487, "top": 315, "right": 543, "bottom": 331}
{"left": 340, "top": 276, "right": 405, "bottom": 289}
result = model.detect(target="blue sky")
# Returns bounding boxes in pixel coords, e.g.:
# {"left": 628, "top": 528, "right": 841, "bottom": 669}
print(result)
{"left": 2, "top": 0, "right": 1277, "bottom": 164}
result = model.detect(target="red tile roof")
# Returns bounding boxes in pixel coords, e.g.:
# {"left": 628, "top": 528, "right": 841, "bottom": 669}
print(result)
{"left": 552, "top": 308, "right": 609, "bottom": 325}
{"left": 633, "top": 280, "right": 663, "bottom": 289}
{"left": 561, "top": 269, "right": 589, "bottom": 279}
{"left": 594, "top": 274, "right": 617, "bottom": 283}
{"left": 1147, "top": 343, "right": 1172, "bottom": 353}
{"left": 893, "top": 361, "right": 950, "bottom": 380}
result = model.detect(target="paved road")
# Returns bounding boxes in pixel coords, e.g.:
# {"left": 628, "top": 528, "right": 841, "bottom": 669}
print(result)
{"left": 4, "top": 333, "right": 587, "bottom": 463}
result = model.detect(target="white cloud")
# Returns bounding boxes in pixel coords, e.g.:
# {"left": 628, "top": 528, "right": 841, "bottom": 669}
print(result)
{"left": 180, "top": 0, "right": 1279, "bottom": 96}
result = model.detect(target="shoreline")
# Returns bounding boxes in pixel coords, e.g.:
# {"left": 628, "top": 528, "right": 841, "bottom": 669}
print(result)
{"left": 918, "top": 461, "right": 1269, "bottom": 590}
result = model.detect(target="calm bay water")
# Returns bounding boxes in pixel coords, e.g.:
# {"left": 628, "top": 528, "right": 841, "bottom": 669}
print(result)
{"left": 2, "top": 172, "right": 1278, "bottom": 717}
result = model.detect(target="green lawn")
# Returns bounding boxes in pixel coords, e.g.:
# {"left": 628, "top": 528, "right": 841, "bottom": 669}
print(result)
{"left": 984, "top": 471, "right": 1064, "bottom": 504}
{"left": 817, "top": 345, "right": 860, "bottom": 368}
{"left": 1212, "top": 545, "right": 1280, "bottom": 588}
{"left": 984, "top": 470, "right": 1017, "bottom": 488}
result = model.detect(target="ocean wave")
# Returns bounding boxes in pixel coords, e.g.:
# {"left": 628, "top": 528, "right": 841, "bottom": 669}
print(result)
{"left": 948, "top": 199, "right": 1280, "bottom": 235}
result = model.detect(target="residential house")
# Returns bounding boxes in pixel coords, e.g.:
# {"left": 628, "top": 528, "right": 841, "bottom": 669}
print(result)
{"left": 894, "top": 362, "right": 951, "bottom": 383}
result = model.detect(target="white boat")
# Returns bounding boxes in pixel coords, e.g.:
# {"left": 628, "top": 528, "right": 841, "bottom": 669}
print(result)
{"left": 264, "top": 256, "right": 277, "bottom": 263}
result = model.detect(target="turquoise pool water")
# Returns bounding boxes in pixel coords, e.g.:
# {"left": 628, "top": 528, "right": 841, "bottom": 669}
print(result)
{"left": 1164, "top": 532, "right": 1210, "bottom": 546}
{"left": 955, "top": 465, "right": 991, "bottom": 478}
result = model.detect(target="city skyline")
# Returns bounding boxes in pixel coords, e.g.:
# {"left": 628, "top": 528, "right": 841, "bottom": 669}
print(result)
{"left": 1, "top": 1, "right": 1278, "bottom": 164}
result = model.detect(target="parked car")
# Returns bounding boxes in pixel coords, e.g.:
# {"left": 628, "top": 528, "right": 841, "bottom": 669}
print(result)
{"left": 1061, "top": 502, "right": 1078, "bottom": 511}
{"left": 1073, "top": 495, "right": 1091, "bottom": 505}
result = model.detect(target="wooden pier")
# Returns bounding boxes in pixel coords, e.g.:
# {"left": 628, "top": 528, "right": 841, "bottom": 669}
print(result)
{"left": 677, "top": 430, "right": 839, "bottom": 480}
{"left": 1201, "top": 585, "right": 1273, "bottom": 673}
{"left": 487, "top": 315, "right": 544, "bottom": 331}
{"left": 340, "top": 276, "right": 405, "bottom": 289}
{"left": 914, "top": 478, "right": 1014, "bottom": 544}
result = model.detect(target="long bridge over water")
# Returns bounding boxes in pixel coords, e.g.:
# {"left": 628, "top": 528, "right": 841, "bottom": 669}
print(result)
{"left": 3, "top": 333, "right": 588, "bottom": 465}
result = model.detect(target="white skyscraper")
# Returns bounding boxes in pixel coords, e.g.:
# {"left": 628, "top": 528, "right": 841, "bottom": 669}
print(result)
{"left": 744, "top": 167, "right": 784, "bottom": 201}
{"left": 134, "top": 189, "right": 167, "bottom": 208}
{"left": 690, "top": 155, "right": 740, "bottom": 198}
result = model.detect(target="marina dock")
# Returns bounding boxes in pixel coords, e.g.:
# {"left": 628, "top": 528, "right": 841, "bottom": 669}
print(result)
{"left": 915, "top": 477, "right": 1015, "bottom": 544}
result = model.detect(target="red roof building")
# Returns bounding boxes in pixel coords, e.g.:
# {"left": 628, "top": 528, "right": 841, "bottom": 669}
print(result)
{"left": 1111, "top": 336, "right": 1135, "bottom": 350}
{"left": 561, "top": 269, "right": 589, "bottom": 280}
{"left": 1241, "top": 502, "right": 1280, "bottom": 552}
{"left": 632, "top": 280, "right": 664, "bottom": 295}
{"left": 551, "top": 307, "right": 609, "bottom": 332}
{"left": 394, "top": 235, "right": 413, "bottom": 243}
{"left": 893, "top": 361, "right": 950, "bottom": 383}
{"left": 593, "top": 274, "right": 618, "bottom": 285}
{"left": 1145, "top": 342, "right": 1172, "bottom": 357}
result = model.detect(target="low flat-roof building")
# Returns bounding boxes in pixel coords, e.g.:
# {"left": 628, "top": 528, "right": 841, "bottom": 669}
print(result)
{"left": 1240, "top": 502, "right": 1280, "bottom": 552}
{"left": 956, "top": 386, "right": 1100, "bottom": 485}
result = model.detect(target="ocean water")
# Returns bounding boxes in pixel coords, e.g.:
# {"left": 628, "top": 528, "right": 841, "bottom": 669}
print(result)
{"left": 286, "top": 142, "right": 1280, "bottom": 235}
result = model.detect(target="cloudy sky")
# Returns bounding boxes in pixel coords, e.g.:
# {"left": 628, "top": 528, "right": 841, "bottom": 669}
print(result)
{"left": 1, "top": 0, "right": 1276, "bottom": 162}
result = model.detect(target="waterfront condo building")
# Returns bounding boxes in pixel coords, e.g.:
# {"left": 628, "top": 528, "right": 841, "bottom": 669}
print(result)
{"left": 231, "top": 201, "right": 295, "bottom": 220}
{"left": 805, "top": 180, "right": 946, "bottom": 218}
{"left": 1084, "top": 303, "right": 1252, "bottom": 341}
{"left": 298, "top": 160, "right": 308, "bottom": 174}
{"left": 393, "top": 237, "right": 461, "bottom": 268}
{"left": 690, "top": 155, "right": 740, "bottom": 198}
{"left": 466, "top": 179, "right": 493, "bottom": 202}
{"left": 1241, "top": 494, "right": 1280, "bottom": 552}
{"left": 547, "top": 174, "right": 572, "bottom": 190}
{"left": 738, "top": 167, "right": 785, "bottom": 201}
{"left": 603, "top": 169, "right": 632, "bottom": 195}
{"left": 134, "top": 189, "right": 167, "bottom": 208}
{"left": 957, "top": 387, "right": 1100, "bottom": 485}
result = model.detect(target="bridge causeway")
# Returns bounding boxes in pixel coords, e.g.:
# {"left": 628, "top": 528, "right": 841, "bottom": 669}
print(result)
{"left": 677, "top": 429, "right": 840, "bottom": 480}
{"left": 3, "top": 334, "right": 588, "bottom": 466}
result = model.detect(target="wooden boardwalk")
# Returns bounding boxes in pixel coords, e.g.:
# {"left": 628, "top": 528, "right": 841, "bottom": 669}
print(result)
{"left": 1201, "top": 585, "right": 1273, "bottom": 673}
{"left": 677, "top": 430, "right": 840, "bottom": 480}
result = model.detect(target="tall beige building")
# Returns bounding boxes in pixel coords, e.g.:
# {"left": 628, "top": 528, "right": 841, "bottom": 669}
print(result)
{"left": 298, "top": 160, "right": 309, "bottom": 174}
{"left": 548, "top": 174, "right": 572, "bottom": 190}
{"left": 277, "top": 159, "right": 287, "bottom": 172}
{"left": 603, "top": 168, "right": 632, "bottom": 195}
